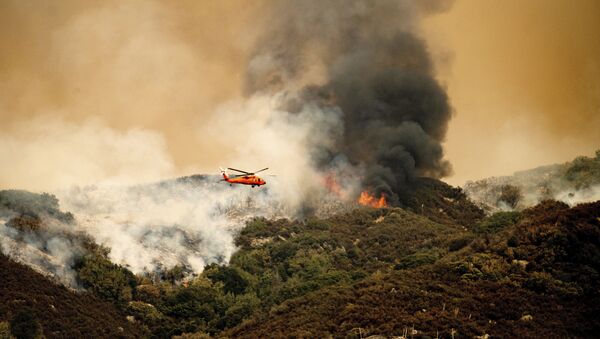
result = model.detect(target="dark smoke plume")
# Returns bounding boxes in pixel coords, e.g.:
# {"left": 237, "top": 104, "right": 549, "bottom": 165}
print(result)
{"left": 245, "top": 0, "right": 453, "bottom": 203}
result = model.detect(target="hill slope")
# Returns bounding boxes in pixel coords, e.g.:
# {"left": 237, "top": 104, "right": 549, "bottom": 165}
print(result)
{"left": 464, "top": 150, "right": 600, "bottom": 212}
{"left": 0, "top": 254, "right": 144, "bottom": 338}
{"left": 1, "top": 176, "right": 598, "bottom": 338}
{"left": 224, "top": 201, "right": 600, "bottom": 338}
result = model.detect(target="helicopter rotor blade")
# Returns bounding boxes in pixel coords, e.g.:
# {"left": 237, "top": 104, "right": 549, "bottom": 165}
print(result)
{"left": 252, "top": 167, "right": 269, "bottom": 174}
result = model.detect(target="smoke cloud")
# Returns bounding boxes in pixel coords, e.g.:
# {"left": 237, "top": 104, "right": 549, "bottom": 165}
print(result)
{"left": 243, "top": 0, "right": 453, "bottom": 202}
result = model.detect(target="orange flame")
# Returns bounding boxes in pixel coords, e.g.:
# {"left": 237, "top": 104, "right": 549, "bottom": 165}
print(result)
{"left": 358, "top": 191, "right": 388, "bottom": 208}
{"left": 324, "top": 173, "right": 344, "bottom": 198}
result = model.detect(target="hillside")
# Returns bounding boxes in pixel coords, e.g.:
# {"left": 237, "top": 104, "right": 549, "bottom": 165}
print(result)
{"left": 396, "top": 177, "right": 485, "bottom": 227}
{"left": 225, "top": 201, "right": 600, "bottom": 338}
{"left": 0, "top": 254, "right": 144, "bottom": 338}
{"left": 464, "top": 150, "right": 600, "bottom": 212}
{"left": 1, "top": 177, "right": 598, "bottom": 338}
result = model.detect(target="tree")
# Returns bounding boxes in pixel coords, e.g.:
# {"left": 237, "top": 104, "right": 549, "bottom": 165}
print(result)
{"left": 206, "top": 266, "right": 249, "bottom": 295}
{"left": 498, "top": 185, "right": 522, "bottom": 209}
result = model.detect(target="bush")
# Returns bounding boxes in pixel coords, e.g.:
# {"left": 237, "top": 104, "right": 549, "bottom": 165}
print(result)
{"left": 206, "top": 266, "right": 249, "bottom": 295}
{"left": 236, "top": 218, "right": 273, "bottom": 247}
{"left": 127, "top": 301, "right": 163, "bottom": 323}
{"left": 270, "top": 242, "right": 299, "bottom": 262}
{"left": 163, "top": 265, "right": 187, "bottom": 283}
{"left": 229, "top": 249, "right": 269, "bottom": 275}
{"left": 136, "top": 284, "right": 161, "bottom": 304}
{"left": 305, "top": 219, "right": 330, "bottom": 231}
{"left": 448, "top": 235, "right": 474, "bottom": 252}
{"left": 563, "top": 154, "right": 600, "bottom": 188}
{"left": 523, "top": 271, "right": 581, "bottom": 296}
{"left": 0, "top": 190, "right": 74, "bottom": 222}
{"left": 5, "top": 215, "right": 42, "bottom": 233}
{"left": 162, "top": 285, "right": 219, "bottom": 320}
{"left": 0, "top": 321, "right": 12, "bottom": 339}
{"left": 507, "top": 235, "right": 520, "bottom": 247}
{"left": 498, "top": 185, "right": 522, "bottom": 209}
{"left": 75, "top": 254, "right": 137, "bottom": 303}
{"left": 10, "top": 308, "right": 42, "bottom": 339}
{"left": 394, "top": 249, "right": 441, "bottom": 270}
{"left": 221, "top": 293, "right": 260, "bottom": 329}
{"left": 474, "top": 211, "right": 522, "bottom": 234}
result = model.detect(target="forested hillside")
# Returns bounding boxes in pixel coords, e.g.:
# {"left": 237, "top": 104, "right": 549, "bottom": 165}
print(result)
{"left": 226, "top": 201, "right": 600, "bottom": 338}
{"left": 1, "top": 182, "right": 598, "bottom": 338}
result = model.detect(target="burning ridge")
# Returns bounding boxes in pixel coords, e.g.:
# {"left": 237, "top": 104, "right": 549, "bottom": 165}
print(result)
{"left": 245, "top": 0, "right": 454, "bottom": 204}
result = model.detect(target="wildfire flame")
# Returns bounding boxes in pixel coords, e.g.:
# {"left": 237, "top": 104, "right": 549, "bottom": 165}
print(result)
{"left": 358, "top": 191, "right": 388, "bottom": 208}
{"left": 324, "top": 173, "right": 345, "bottom": 199}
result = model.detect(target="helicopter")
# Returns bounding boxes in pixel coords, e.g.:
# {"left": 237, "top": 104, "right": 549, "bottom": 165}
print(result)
{"left": 220, "top": 167, "right": 268, "bottom": 187}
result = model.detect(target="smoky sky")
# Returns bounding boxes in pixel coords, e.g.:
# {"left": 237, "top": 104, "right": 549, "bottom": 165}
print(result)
{"left": 245, "top": 0, "right": 453, "bottom": 201}
{"left": 1, "top": 0, "right": 599, "bottom": 191}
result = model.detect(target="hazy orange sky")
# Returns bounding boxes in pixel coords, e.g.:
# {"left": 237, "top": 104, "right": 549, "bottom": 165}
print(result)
{"left": 425, "top": 0, "right": 600, "bottom": 184}
{"left": 0, "top": 0, "right": 598, "bottom": 189}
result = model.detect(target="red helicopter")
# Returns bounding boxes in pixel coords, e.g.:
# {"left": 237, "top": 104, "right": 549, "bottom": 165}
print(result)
{"left": 220, "top": 167, "right": 268, "bottom": 188}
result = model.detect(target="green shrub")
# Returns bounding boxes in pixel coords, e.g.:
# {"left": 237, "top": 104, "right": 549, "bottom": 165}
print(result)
{"left": 270, "top": 242, "right": 299, "bottom": 262}
{"left": 161, "top": 285, "right": 219, "bottom": 320}
{"left": 305, "top": 219, "right": 330, "bottom": 231}
{"left": 75, "top": 254, "right": 137, "bottom": 303}
{"left": 474, "top": 211, "right": 522, "bottom": 234}
{"left": 0, "top": 190, "right": 74, "bottom": 222}
{"left": 230, "top": 249, "right": 269, "bottom": 275}
{"left": 394, "top": 249, "right": 441, "bottom": 270}
{"left": 206, "top": 265, "right": 249, "bottom": 295}
{"left": 564, "top": 153, "right": 600, "bottom": 188}
{"left": 127, "top": 301, "right": 163, "bottom": 323}
{"left": 221, "top": 293, "right": 260, "bottom": 329}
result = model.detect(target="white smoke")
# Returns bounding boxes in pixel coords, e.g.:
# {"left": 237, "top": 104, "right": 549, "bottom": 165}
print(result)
{"left": 464, "top": 164, "right": 600, "bottom": 213}
{"left": 0, "top": 216, "right": 84, "bottom": 287}
{"left": 51, "top": 94, "right": 353, "bottom": 275}
{"left": 57, "top": 180, "right": 265, "bottom": 274}
{"left": 0, "top": 94, "right": 356, "bottom": 284}
{"left": 554, "top": 185, "right": 600, "bottom": 206}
